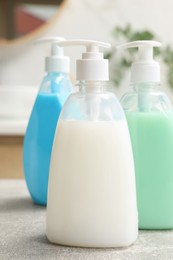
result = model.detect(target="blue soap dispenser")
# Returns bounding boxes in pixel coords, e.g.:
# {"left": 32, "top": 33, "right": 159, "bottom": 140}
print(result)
{"left": 23, "top": 37, "right": 73, "bottom": 206}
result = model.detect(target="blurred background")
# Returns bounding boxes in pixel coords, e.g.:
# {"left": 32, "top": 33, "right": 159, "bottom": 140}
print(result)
{"left": 0, "top": 0, "right": 173, "bottom": 178}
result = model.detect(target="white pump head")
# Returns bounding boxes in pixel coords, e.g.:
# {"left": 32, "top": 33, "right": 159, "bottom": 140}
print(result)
{"left": 35, "top": 37, "right": 70, "bottom": 73}
{"left": 57, "top": 39, "right": 111, "bottom": 81}
{"left": 117, "top": 41, "right": 162, "bottom": 84}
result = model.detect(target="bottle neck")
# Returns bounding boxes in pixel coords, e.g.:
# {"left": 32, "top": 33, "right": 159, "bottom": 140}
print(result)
{"left": 47, "top": 71, "right": 68, "bottom": 77}
{"left": 77, "top": 81, "right": 108, "bottom": 93}
{"left": 132, "top": 82, "right": 160, "bottom": 112}
{"left": 132, "top": 82, "right": 160, "bottom": 92}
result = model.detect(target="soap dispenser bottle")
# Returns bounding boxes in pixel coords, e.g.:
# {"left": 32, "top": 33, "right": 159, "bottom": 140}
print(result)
{"left": 46, "top": 39, "right": 138, "bottom": 247}
{"left": 23, "top": 37, "right": 73, "bottom": 206}
{"left": 120, "top": 41, "right": 173, "bottom": 229}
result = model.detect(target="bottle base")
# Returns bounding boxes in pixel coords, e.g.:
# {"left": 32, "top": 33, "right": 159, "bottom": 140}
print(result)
{"left": 139, "top": 226, "right": 173, "bottom": 230}
{"left": 46, "top": 231, "right": 138, "bottom": 248}
{"left": 30, "top": 193, "right": 47, "bottom": 206}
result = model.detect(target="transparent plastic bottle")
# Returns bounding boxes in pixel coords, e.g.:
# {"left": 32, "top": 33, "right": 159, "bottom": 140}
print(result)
{"left": 46, "top": 40, "right": 138, "bottom": 247}
{"left": 23, "top": 38, "right": 73, "bottom": 206}
{"left": 120, "top": 41, "right": 173, "bottom": 229}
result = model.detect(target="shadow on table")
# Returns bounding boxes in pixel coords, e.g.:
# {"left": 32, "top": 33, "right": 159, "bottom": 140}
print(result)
{"left": 0, "top": 197, "right": 45, "bottom": 213}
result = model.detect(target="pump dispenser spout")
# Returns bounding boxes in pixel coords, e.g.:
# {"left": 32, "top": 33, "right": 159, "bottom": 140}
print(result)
{"left": 117, "top": 41, "right": 162, "bottom": 112}
{"left": 117, "top": 41, "right": 161, "bottom": 59}
{"left": 117, "top": 40, "right": 162, "bottom": 84}
{"left": 34, "top": 37, "right": 70, "bottom": 73}
{"left": 56, "top": 39, "right": 111, "bottom": 81}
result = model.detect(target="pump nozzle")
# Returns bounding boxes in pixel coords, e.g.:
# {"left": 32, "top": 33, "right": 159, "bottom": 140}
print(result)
{"left": 56, "top": 39, "right": 111, "bottom": 81}
{"left": 117, "top": 40, "right": 162, "bottom": 83}
{"left": 118, "top": 41, "right": 162, "bottom": 112}
{"left": 35, "top": 37, "right": 70, "bottom": 73}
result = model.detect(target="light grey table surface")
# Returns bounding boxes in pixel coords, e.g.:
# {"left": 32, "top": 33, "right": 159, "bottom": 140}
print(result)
{"left": 0, "top": 180, "right": 173, "bottom": 260}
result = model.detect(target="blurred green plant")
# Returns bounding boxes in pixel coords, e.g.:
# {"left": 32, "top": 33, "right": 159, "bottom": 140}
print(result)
{"left": 106, "top": 24, "right": 173, "bottom": 89}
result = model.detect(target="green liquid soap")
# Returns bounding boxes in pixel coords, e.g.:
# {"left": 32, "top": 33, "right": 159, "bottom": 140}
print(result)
{"left": 126, "top": 111, "right": 173, "bottom": 229}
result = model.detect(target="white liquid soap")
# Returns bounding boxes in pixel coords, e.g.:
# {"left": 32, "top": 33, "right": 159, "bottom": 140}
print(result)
{"left": 47, "top": 120, "right": 138, "bottom": 247}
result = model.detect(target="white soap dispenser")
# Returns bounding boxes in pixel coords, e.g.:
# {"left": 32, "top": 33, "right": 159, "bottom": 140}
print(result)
{"left": 46, "top": 39, "right": 138, "bottom": 247}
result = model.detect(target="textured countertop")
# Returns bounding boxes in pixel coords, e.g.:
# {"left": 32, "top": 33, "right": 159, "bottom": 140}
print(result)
{"left": 0, "top": 180, "right": 173, "bottom": 260}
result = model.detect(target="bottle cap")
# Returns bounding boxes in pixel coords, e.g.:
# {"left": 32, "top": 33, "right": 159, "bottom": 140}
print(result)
{"left": 117, "top": 41, "right": 162, "bottom": 83}
{"left": 57, "top": 39, "right": 111, "bottom": 81}
{"left": 35, "top": 37, "right": 70, "bottom": 73}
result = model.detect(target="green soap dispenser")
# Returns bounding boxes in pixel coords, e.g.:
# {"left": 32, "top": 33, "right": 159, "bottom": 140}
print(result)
{"left": 119, "top": 41, "right": 173, "bottom": 229}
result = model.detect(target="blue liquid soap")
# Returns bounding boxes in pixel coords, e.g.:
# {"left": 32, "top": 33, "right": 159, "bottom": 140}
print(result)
{"left": 23, "top": 72, "right": 72, "bottom": 205}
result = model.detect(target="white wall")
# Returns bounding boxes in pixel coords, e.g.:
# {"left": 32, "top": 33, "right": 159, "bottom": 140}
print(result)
{"left": 1, "top": 0, "right": 173, "bottom": 98}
